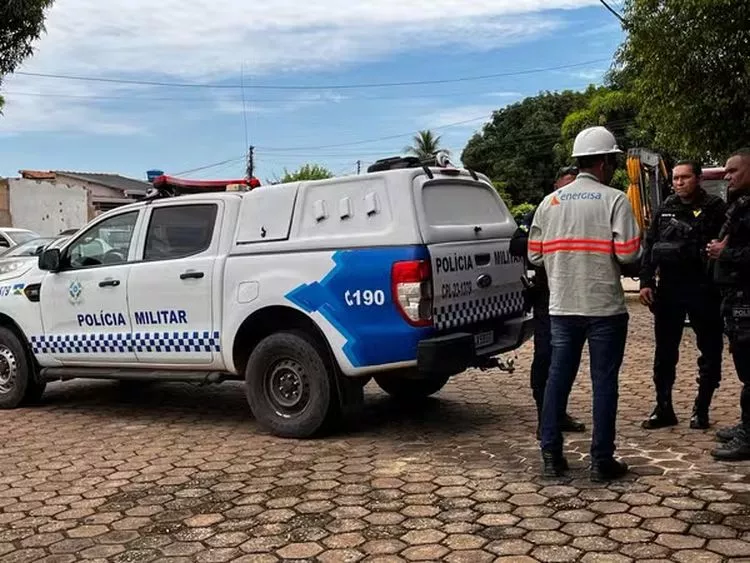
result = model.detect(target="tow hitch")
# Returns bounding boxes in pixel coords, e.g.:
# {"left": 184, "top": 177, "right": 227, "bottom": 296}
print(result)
{"left": 475, "top": 355, "right": 515, "bottom": 374}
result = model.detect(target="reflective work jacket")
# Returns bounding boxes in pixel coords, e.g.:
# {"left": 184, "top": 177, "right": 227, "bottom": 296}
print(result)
{"left": 528, "top": 172, "right": 642, "bottom": 317}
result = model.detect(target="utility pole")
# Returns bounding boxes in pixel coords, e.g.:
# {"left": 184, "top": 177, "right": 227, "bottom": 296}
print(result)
{"left": 356, "top": 160, "right": 361, "bottom": 175}
{"left": 246, "top": 145, "right": 255, "bottom": 179}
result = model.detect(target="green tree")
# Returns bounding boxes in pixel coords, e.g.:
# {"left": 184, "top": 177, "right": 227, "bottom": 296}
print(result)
{"left": 279, "top": 163, "right": 333, "bottom": 183}
{"left": 1, "top": 0, "right": 55, "bottom": 110}
{"left": 612, "top": 0, "right": 750, "bottom": 160}
{"left": 461, "top": 90, "right": 590, "bottom": 204}
{"left": 405, "top": 130, "right": 444, "bottom": 159}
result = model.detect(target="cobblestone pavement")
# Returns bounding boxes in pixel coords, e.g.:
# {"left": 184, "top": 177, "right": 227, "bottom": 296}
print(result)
{"left": 3, "top": 295, "right": 750, "bottom": 562}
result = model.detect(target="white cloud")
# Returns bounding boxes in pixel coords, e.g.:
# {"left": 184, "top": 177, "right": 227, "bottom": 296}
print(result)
{"left": 572, "top": 68, "right": 606, "bottom": 81}
{"left": 484, "top": 91, "right": 524, "bottom": 98}
{"left": 419, "top": 104, "right": 500, "bottom": 129}
{"left": 1, "top": 0, "right": 599, "bottom": 134}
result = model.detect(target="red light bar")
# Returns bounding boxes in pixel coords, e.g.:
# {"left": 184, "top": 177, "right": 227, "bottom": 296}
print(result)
{"left": 152, "top": 175, "right": 261, "bottom": 193}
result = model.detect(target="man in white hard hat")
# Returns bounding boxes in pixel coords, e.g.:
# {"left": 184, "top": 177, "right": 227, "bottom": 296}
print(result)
{"left": 528, "top": 126, "right": 642, "bottom": 481}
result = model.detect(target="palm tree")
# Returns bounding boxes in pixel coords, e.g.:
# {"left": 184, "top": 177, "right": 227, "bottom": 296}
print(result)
{"left": 404, "top": 130, "right": 446, "bottom": 160}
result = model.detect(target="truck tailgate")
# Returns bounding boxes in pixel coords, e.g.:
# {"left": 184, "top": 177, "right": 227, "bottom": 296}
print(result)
{"left": 429, "top": 239, "right": 525, "bottom": 331}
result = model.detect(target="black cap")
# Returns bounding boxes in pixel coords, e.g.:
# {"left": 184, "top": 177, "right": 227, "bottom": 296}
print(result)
{"left": 557, "top": 165, "right": 579, "bottom": 178}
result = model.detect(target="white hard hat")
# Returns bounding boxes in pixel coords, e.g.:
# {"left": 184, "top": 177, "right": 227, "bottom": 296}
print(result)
{"left": 571, "top": 126, "right": 623, "bottom": 158}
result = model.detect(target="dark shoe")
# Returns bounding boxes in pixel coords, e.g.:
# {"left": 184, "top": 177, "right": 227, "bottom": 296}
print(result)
{"left": 641, "top": 403, "right": 678, "bottom": 429}
{"left": 536, "top": 412, "right": 585, "bottom": 440}
{"left": 561, "top": 413, "right": 586, "bottom": 433}
{"left": 689, "top": 408, "right": 710, "bottom": 430}
{"left": 690, "top": 387, "right": 715, "bottom": 430}
{"left": 711, "top": 431, "right": 750, "bottom": 461}
{"left": 717, "top": 423, "right": 742, "bottom": 443}
{"left": 542, "top": 450, "right": 569, "bottom": 478}
{"left": 590, "top": 458, "right": 629, "bottom": 482}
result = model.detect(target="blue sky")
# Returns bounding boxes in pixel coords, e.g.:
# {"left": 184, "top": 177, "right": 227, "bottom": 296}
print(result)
{"left": 0, "top": 0, "right": 626, "bottom": 183}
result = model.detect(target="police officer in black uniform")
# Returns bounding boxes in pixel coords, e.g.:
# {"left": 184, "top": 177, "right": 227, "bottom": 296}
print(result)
{"left": 708, "top": 148, "right": 750, "bottom": 460}
{"left": 510, "top": 166, "right": 585, "bottom": 439}
{"left": 639, "top": 161, "right": 727, "bottom": 430}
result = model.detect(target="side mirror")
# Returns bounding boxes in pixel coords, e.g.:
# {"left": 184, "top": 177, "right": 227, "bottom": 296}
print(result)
{"left": 39, "top": 248, "right": 61, "bottom": 272}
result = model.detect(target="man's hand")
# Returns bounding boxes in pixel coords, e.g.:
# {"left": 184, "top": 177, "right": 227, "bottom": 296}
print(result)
{"left": 706, "top": 236, "right": 728, "bottom": 260}
{"left": 639, "top": 287, "right": 654, "bottom": 307}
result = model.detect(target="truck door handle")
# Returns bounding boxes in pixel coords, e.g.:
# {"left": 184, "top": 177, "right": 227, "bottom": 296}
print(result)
{"left": 475, "top": 253, "right": 491, "bottom": 266}
{"left": 180, "top": 271, "right": 204, "bottom": 280}
{"left": 99, "top": 279, "right": 120, "bottom": 287}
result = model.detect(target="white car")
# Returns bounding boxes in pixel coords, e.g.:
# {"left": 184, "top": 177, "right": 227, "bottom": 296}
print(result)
{"left": 0, "top": 156, "right": 531, "bottom": 438}
{"left": 0, "top": 228, "right": 41, "bottom": 253}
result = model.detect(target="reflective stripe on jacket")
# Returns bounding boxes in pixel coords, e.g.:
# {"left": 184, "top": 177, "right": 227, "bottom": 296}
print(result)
{"left": 528, "top": 172, "right": 643, "bottom": 316}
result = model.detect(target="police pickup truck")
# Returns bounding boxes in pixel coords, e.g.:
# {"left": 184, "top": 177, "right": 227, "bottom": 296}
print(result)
{"left": 0, "top": 155, "right": 531, "bottom": 438}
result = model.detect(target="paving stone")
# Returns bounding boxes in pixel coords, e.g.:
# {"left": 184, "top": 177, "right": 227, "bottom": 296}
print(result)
{"left": 360, "top": 539, "right": 406, "bottom": 555}
{"left": 317, "top": 548, "right": 365, "bottom": 562}
{"left": 443, "top": 549, "right": 494, "bottom": 563}
{"left": 442, "top": 534, "right": 487, "bottom": 550}
{"left": 570, "top": 536, "right": 619, "bottom": 552}
{"left": 595, "top": 513, "right": 643, "bottom": 528}
{"left": 276, "top": 542, "right": 324, "bottom": 559}
{"left": 705, "top": 539, "right": 750, "bottom": 556}
{"left": 642, "top": 517, "right": 690, "bottom": 533}
{"left": 655, "top": 533, "right": 706, "bottom": 550}
{"left": 580, "top": 554, "right": 632, "bottom": 563}
{"left": 530, "top": 545, "right": 581, "bottom": 562}
{"left": 485, "top": 539, "right": 533, "bottom": 556}
{"left": 690, "top": 524, "right": 738, "bottom": 539}
{"left": 671, "top": 550, "right": 724, "bottom": 563}
{"left": 401, "top": 544, "right": 449, "bottom": 561}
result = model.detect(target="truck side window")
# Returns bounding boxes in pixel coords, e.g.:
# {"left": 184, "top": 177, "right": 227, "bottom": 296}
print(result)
{"left": 144, "top": 204, "right": 218, "bottom": 261}
{"left": 67, "top": 211, "right": 139, "bottom": 269}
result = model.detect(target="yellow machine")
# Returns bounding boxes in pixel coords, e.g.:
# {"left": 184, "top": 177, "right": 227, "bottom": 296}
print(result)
{"left": 626, "top": 148, "right": 670, "bottom": 233}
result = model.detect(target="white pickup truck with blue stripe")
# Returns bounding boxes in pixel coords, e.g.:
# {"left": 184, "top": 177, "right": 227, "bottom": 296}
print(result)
{"left": 0, "top": 156, "right": 532, "bottom": 438}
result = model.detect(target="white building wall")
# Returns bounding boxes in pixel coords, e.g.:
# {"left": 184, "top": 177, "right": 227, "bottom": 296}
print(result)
{"left": 8, "top": 179, "right": 89, "bottom": 237}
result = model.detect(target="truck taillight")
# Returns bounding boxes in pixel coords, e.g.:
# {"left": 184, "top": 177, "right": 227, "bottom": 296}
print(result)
{"left": 391, "top": 260, "right": 433, "bottom": 327}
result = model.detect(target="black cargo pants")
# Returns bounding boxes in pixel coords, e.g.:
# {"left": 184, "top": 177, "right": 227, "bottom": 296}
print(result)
{"left": 723, "top": 293, "right": 750, "bottom": 430}
{"left": 652, "top": 285, "right": 723, "bottom": 398}
{"left": 531, "top": 288, "right": 553, "bottom": 413}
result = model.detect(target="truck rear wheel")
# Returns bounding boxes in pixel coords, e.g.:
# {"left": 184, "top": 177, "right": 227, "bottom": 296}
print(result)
{"left": 0, "top": 327, "right": 45, "bottom": 408}
{"left": 245, "top": 330, "right": 333, "bottom": 438}
{"left": 374, "top": 372, "right": 451, "bottom": 400}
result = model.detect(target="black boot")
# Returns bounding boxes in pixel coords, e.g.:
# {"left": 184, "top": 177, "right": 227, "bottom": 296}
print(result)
{"left": 561, "top": 413, "right": 586, "bottom": 433}
{"left": 690, "top": 387, "right": 715, "bottom": 430}
{"left": 642, "top": 402, "right": 678, "bottom": 429}
{"left": 711, "top": 428, "right": 750, "bottom": 461}
{"left": 542, "top": 450, "right": 569, "bottom": 478}
{"left": 537, "top": 412, "right": 585, "bottom": 440}
{"left": 590, "top": 458, "right": 629, "bottom": 482}
{"left": 642, "top": 386, "right": 678, "bottom": 429}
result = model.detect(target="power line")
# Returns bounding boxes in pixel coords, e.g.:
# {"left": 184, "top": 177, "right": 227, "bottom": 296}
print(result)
{"left": 0, "top": 88, "right": 523, "bottom": 103}
{"left": 170, "top": 114, "right": 636, "bottom": 178}
{"left": 173, "top": 155, "right": 246, "bottom": 176}
{"left": 256, "top": 115, "right": 491, "bottom": 152}
{"left": 598, "top": 0, "right": 626, "bottom": 24}
{"left": 13, "top": 58, "right": 610, "bottom": 91}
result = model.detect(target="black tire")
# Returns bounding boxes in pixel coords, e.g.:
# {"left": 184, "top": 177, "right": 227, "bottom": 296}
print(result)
{"left": 0, "top": 327, "right": 42, "bottom": 408}
{"left": 245, "top": 330, "right": 333, "bottom": 438}
{"left": 374, "top": 372, "right": 451, "bottom": 400}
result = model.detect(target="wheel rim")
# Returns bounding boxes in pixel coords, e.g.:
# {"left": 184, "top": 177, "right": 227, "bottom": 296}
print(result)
{"left": 264, "top": 358, "right": 309, "bottom": 418}
{"left": 0, "top": 345, "right": 18, "bottom": 395}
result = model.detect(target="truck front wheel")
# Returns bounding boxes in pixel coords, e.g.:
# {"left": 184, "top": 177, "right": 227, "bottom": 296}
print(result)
{"left": 245, "top": 331, "right": 333, "bottom": 439}
{"left": 374, "top": 372, "right": 451, "bottom": 400}
{"left": 0, "top": 327, "right": 45, "bottom": 409}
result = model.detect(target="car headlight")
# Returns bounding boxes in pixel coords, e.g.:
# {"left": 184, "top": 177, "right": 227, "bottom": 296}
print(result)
{"left": 0, "top": 260, "right": 32, "bottom": 278}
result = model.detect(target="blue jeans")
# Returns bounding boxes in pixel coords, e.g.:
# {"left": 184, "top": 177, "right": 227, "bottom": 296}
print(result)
{"left": 540, "top": 313, "right": 629, "bottom": 463}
